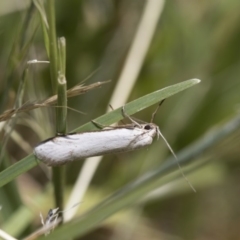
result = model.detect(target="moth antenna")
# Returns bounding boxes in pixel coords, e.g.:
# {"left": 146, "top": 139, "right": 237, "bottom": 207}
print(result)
{"left": 151, "top": 99, "right": 165, "bottom": 123}
{"left": 59, "top": 201, "right": 82, "bottom": 215}
{"left": 157, "top": 128, "right": 196, "bottom": 192}
{"left": 80, "top": 67, "right": 101, "bottom": 84}
{"left": 54, "top": 105, "right": 86, "bottom": 115}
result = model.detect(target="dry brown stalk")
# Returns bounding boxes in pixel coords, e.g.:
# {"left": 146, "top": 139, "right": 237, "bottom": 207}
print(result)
{"left": 0, "top": 80, "right": 110, "bottom": 122}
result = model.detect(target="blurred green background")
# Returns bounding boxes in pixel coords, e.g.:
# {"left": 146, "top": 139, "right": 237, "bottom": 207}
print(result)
{"left": 0, "top": 0, "right": 240, "bottom": 239}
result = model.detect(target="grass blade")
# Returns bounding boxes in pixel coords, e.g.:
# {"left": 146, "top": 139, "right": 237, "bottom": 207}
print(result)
{"left": 0, "top": 79, "right": 200, "bottom": 188}
{"left": 76, "top": 78, "right": 201, "bottom": 132}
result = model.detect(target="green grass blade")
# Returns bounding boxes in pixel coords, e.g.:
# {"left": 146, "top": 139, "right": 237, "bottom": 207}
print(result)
{"left": 0, "top": 79, "right": 200, "bottom": 188}
{"left": 75, "top": 78, "right": 201, "bottom": 132}
{"left": 0, "top": 155, "right": 38, "bottom": 187}
{"left": 0, "top": 153, "right": 22, "bottom": 217}
{"left": 33, "top": 0, "right": 50, "bottom": 56}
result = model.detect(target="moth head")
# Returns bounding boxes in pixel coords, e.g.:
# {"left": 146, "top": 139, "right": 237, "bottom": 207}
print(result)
{"left": 140, "top": 123, "right": 159, "bottom": 138}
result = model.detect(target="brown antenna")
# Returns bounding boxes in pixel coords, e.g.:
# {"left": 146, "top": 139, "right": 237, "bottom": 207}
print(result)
{"left": 150, "top": 99, "right": 165, "bottom": 123}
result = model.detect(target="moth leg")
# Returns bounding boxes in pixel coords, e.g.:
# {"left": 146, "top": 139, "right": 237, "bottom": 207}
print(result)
{"left": 121, "top": 106, "right": 141, "bottom": 127}
{"left": 91, "top": 120, "right": 108, "bottom": 129}
{"left": 92, "top": 120, "right": 129, "bottom": 129}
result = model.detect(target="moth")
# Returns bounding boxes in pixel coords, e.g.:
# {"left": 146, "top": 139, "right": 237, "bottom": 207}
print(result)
{"left": 34, "top": 105, "right": 163, "bottom": 167}
{"left": 34, "top": 102, "right": 195, "bottom": 191}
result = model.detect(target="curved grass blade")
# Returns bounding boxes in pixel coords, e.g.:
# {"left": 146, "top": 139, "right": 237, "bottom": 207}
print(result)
{"left": 76, "top": 78, "right": 201, "bottom": 132}
{"left": 0, "top": 78, "right": 200, "bottom": 188}
{"left": 0, "top": 155, "right": 39, "bottom": 188}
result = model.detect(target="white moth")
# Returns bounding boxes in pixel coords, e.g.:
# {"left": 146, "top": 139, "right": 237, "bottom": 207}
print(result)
{"left": 34, "top": 104, "right": 195, "bottom": 191}
{"left": 34, "top": 123, "right": 160, "bottom": 166}
{"left": 34, "top": 105, "right": 163, "bottom": 167}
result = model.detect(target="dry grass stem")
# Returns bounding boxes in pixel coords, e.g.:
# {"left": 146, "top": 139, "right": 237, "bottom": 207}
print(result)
{"left": 0, "top": 80, "right": 110, "bottom": 122}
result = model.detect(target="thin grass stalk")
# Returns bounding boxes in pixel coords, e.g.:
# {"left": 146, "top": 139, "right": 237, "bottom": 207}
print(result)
{"left": 0, "top": 229, "right": 17, "bottom": 240}
{"left": 33, "top": 0, "right": 50, "bottom": 56}
{"left": 58, "top": 37, "right": 66, "bottom": 76}
{"left": 46, "top": 0, "right": 66, "bottom": 223}
{"left": 52, "top": 38, "right": 68, "bottom": 223}
{"left": 0, "top": 66, "right": 29, "bottom": 167}
{"left": 46, "top": 0, "right": 58, "bottom": 92}
{"left": 0, "top": 80, "right": 110, "bottom": 123}
{"left": 56, "top": 37, "right": 67, "bottom": 134}
{"left": 53, "top": 74, "right": 67, "bottom": 223}
{"left": 0, "top": 3, "right": 35, "bottom": 113}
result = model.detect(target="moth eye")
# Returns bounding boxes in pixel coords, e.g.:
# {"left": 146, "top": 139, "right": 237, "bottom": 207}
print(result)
{"left": 144, "top": 125, "right": 151, "bottom": 130}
